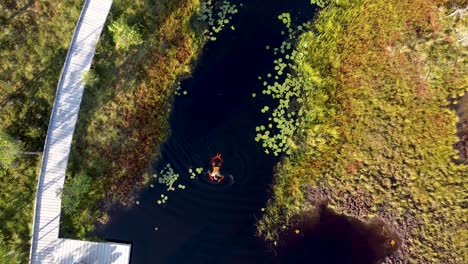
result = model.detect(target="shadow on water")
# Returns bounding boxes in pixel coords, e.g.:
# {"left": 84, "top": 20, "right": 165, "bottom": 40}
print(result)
{"left": 95, "top": 1, "right": 396, "bottom": 263}
{"left": 277, "top": 204, "right": 401, "bottom": 264}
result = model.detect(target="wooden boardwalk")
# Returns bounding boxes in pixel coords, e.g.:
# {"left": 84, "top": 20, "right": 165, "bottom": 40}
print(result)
{"left": 29, "top": 0, "right": 131, "bottom": 263}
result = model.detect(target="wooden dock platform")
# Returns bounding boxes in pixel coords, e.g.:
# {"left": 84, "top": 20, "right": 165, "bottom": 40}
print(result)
{"left": 29, "top": 1, "right": 131, "bottom": 263}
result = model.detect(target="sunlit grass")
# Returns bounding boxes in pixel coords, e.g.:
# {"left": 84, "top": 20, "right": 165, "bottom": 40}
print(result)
{"left": 258, "top": 1, "right": 468, "bottom": 263}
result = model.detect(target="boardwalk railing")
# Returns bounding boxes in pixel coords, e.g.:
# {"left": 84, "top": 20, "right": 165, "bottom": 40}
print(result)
{"left": 29, "top": 1, "right": 131, "bottom": 263}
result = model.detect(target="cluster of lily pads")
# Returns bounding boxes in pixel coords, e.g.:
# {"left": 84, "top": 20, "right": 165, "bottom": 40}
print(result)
{"left": 155, "top": 163, "right": 181, "bottom": 191}
{"left": 153, "top": 164, "right": 205, "bottom": 205}
{"left": 253, "top": 13, "right": 312, "bottom": 156}
{"left": 174, "top": 81, "right": 188, "bottom": 96}
{"left": 197, "top": 0, "right": 240, "bottom": 41}
{"left": 188, "top": 167, "right": 204, "bottom": 179}
{"left": 152, "top": 163, "right": 184, "bottom": 205}
{"left": 310, "top": 0, "right": 333, "bottom": 8}
{"left": 157, "top": 194, "right": 169, "bottom": 205}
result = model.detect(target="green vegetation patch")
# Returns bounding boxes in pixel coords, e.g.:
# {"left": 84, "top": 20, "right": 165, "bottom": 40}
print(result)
{"left": 197, "top": 0, "right": 240, "bottom": 41}
{"left": 62, "top": 0, "right": 211, "bottom": 238}
{"left": 257, "top": 0, "right": 468, "bottom": 263}
{"left": 108, "top": 17, "right": 143, "bottom": 51}
{"left": 0, "top": 1, "right": 84, "bottom": 261}
{"left": 254, "top": 13, "right": 311, "bottom": 156}
{"left": 63, "top": 0, "right": 239, "bottom": 238}
{"left": 1, "top": 0, "right": 239, "bottom": 258}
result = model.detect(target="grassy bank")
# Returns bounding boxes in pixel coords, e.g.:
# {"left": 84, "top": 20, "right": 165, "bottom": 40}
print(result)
{"left": 0, "top": 0, "right": 210, "bottom": 260}
{"left": 61, "top": 0, "right": 208, "bottom": 238}
{"left": 258, "top": 0, "right": 467, "bottom": 263}
{"left": 0, "top": 1, "right": 83, "bottom": 262}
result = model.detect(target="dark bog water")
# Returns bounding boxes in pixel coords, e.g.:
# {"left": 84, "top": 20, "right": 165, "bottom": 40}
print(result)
{"left": 277, "top": 205, "right": 401, "bottom": 264}
{"left": 95, "top": 1, "right": 394, "bottom": 263}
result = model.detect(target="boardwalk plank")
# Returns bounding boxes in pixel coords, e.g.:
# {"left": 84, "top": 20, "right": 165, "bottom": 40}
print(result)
{"left": 30, "top": 1, "right": 131, "bottom": 263}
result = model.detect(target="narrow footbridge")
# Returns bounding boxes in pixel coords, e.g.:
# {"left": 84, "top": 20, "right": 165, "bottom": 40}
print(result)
{"left": 29, "top": 0, "right": 131, "bottom": 263}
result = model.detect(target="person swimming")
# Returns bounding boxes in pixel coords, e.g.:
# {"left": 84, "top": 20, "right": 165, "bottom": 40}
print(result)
{"left": 208, "top": 153, "right": 224, "bottom": 183}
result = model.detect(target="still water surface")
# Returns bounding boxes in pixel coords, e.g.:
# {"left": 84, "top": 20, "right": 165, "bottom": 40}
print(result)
{"left": 94, "top": 1, "right": 379, "bottom": 263}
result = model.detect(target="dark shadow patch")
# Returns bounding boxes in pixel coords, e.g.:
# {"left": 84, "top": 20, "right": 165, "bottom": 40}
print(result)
{"left": 276, "top": 204, "right": 401, "bottom": 264}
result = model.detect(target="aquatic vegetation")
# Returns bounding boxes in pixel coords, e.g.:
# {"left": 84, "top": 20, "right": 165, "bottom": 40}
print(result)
{"left": 108, "top": 17, "right": 143, "bottom": 51}
{"left": 174, "top": 82, "right": 189, "bottom": 96}
{"left": 157, "top": 163, "right": 180, "bottom": 192}
{"left": 254, "top": 13, "right": 312, "bottom": 156}
{"left": 157, "top": 194, "right": 169, "bottom": 205}
{"left": 309, "top": 0, "right": 336, "bottom": 8}
{"left": 195, "top": 167, "right": 204, "bottom": 174}
{"left": 188, "top": 168, "right": 196, "bottom": 179}
{"left": 197, "top": 0, "right": 240, "bottom": 41}
{"left": 157, "top": 194, "right": 169, "bottom": 204}
{"left": 258, "top": 1, "right": 468, "bottom": 263}
{"left": 153, "top": 164, "right": 191, "bottom": 205}
{"left": 278, "top": 13, "right": 291, "bottom": 29}
{"left": 188, "top": 167, "right": 204, "bottom": 179}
